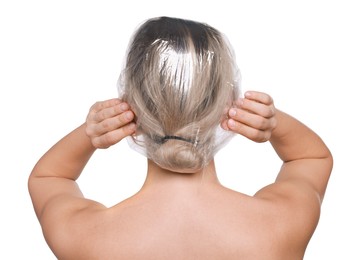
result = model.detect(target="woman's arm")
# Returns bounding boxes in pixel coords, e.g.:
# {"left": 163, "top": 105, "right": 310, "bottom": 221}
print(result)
{"left": 269, "top": 109, "right": 333, "bottom": 200}
{"left": 28, "top": 99, "right": 135, "bottom": 221}
{"left": 28, "top": 123, "right": 97, "bottom": 221}
{"left": 224, "top": 91, "right": 333, "bottom": 251}
{"left": 223, "top": 91, "right": 333, "bottom": 201}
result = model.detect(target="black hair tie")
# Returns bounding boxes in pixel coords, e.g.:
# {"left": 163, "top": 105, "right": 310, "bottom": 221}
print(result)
{"left": 161, "top": 135, "right": 194, "bottom": 144}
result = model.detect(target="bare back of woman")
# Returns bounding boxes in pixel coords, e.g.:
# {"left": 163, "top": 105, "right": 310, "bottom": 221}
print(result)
{"left": 29, "top": 17, "right": 332, "bottom": 260}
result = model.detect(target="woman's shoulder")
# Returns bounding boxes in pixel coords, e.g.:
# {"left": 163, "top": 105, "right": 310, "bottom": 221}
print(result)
{"left": 53, "top": 184, "right": 312, "bottom": 259}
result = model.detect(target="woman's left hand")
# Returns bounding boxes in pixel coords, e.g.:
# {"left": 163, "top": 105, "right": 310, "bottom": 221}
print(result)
{"left": 221, "top": 91, "right": 277, "bottom": 143}
{"left": 86, "top": 98, "right": 136, "bottom": 148}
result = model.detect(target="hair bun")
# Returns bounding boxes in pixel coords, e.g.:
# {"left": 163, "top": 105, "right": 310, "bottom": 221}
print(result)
{"left": 151, "top": 139, "right": 205, "bottom": 173}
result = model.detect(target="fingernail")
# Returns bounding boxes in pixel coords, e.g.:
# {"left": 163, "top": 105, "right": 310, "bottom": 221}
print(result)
{"left": 245, "top": 91, "right": 251, "bottom": 97}
{"left": 228, "top": 119, "right": 235, "bottom": 128}
{"left": 229, "top": 109, "right": 237, "bottom": 117}
{"left": 120, "top": 103, "right": 128, "bottom": 111}
{"left": 128, "top": 123, "right": 137, "bottom": 131}
{"left": 125, "top": 111, "right": 133, "bottom": 120}
{"left": 236, "top": 98, "right": 244, "bottom": 108}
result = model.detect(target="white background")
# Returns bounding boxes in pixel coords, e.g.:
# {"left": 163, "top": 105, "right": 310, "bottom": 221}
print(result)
{"left": 1, "top": 0, "right": 362, "bottom": 259}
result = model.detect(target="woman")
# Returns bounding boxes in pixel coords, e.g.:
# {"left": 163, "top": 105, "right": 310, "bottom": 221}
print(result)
{"left": 29, "top": 17, "right": 333, "bottom": 259}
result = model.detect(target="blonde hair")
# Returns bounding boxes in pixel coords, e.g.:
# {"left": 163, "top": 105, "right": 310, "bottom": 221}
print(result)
{"left": 118, "top": 17, "right": 240, "bottom": 173}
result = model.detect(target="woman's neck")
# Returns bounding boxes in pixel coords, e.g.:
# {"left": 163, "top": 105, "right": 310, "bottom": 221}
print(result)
{"left": 140, "top": 159, "right": 220, "bottom": 192}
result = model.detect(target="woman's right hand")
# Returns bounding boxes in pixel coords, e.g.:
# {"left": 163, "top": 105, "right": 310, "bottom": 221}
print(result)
{"left": 85, "top": 98, "right": 136, "bottom": 149}
{"left": 221, "top": 91, "right": 277, "bottom": 143}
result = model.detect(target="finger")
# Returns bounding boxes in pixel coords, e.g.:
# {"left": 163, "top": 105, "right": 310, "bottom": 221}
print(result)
{"left": 220, "top": 118, "right": 229, "bottom": 131}
{"left": 89, "top": 99, "right": 122, "bottom": 114}
{"left": 227, "top": 118, "right": 270, "bottom": 143}
{"left": 236, "top": 98, "right": 275, "bottom": 118}
{"left": 92, "top": 102, "right": 130, "bottom": 123}
{"left": 93, "top": 110, "right": 135, "bottom": 136}
{"left": 92, "top": 123, "right": 136, "bottom": 148}
{"left": 229, "top": 108, "right": 274, "bottom": 131}
{"left": 244, "top": 91, "right": 273, "bottom": 105}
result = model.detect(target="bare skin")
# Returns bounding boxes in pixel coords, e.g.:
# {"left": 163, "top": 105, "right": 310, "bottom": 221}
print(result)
{"left": 29, "top": 91, "right": 333, "bottom": 259}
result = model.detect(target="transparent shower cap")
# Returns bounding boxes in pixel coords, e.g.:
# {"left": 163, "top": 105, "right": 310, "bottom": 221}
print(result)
{"left": 117, "top": 17, "right": 241, "bottom": 173}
